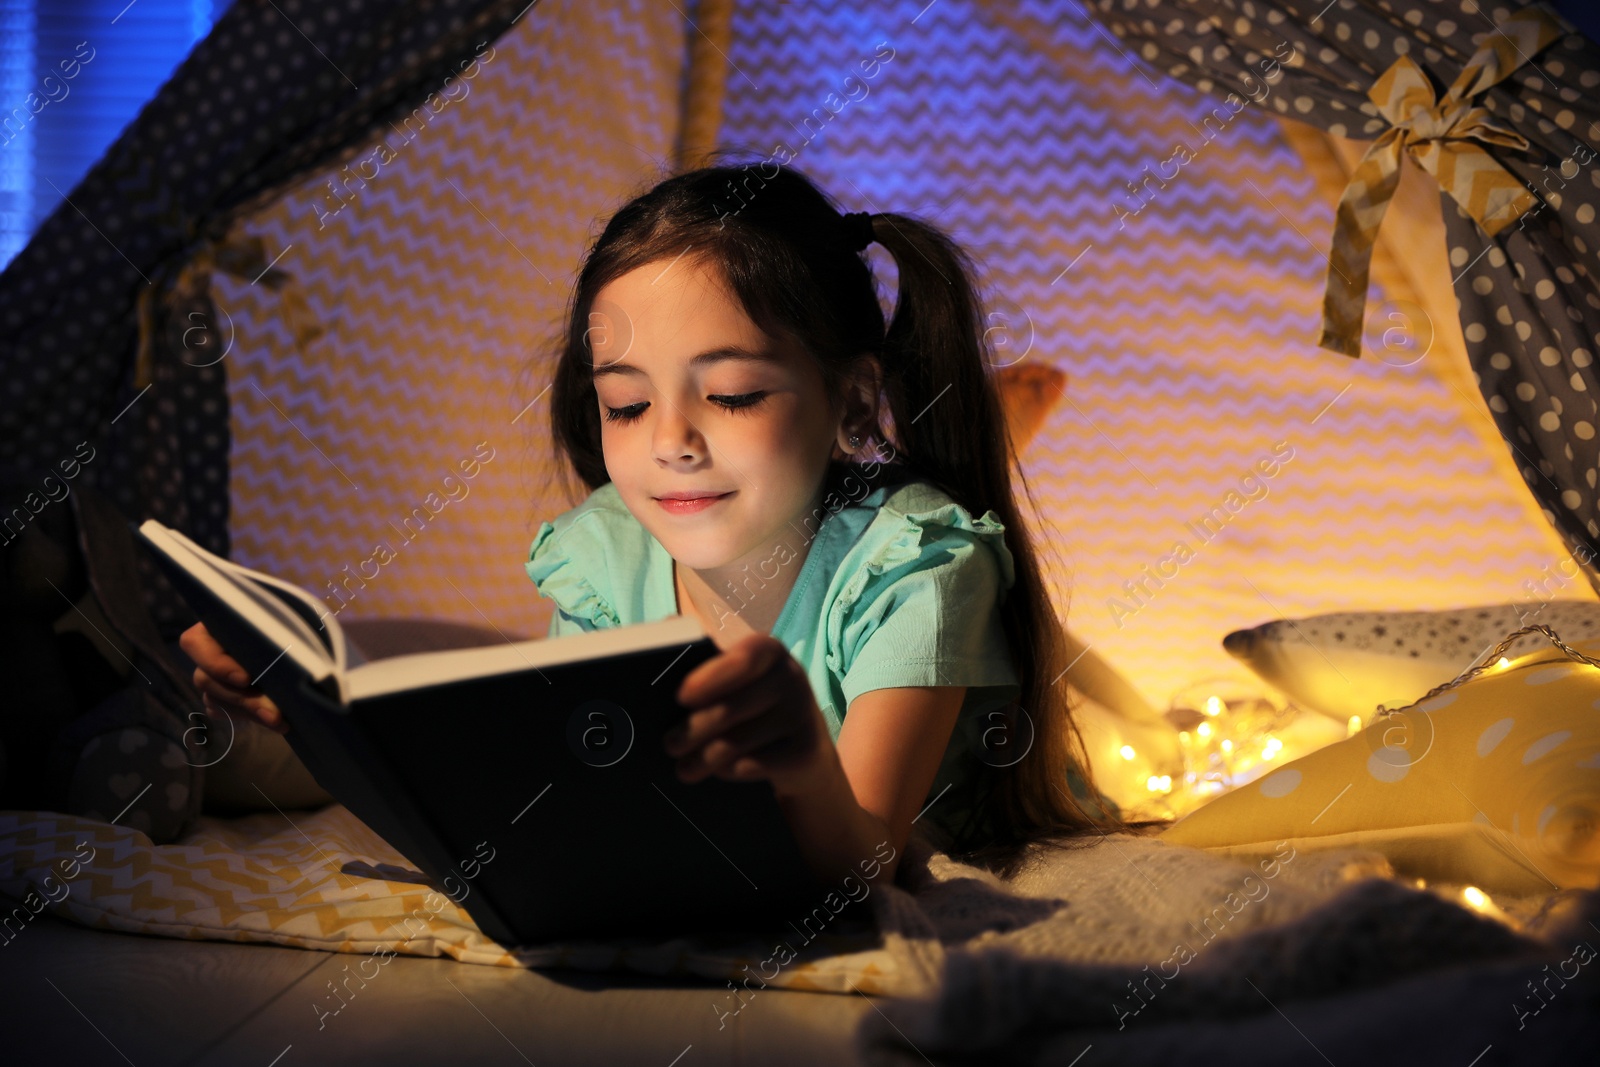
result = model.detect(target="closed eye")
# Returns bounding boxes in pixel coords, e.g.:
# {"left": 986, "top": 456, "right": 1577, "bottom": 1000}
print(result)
{"left": 602, "top": 402, "right": 647, "bottom": 424}
{"left": 601, "top": 392, "right": 768, "bottom": 424}
{"left": 709, "top": 391, "right": 768, "bottom": 413}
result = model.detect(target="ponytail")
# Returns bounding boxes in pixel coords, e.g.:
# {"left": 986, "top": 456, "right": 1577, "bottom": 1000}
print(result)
{"left": 869, "top": 212, "right": 1129, "bottom": 874}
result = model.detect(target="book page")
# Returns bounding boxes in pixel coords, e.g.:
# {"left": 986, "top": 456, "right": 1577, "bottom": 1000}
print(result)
{"left": 139, "top": 522, "right": 339, "bottom": 695}
{"left": 164, "top": 528, "right": 356, "bottom": 674}
{"left": 344, "top": 614, "right": 707, "bottom": 702}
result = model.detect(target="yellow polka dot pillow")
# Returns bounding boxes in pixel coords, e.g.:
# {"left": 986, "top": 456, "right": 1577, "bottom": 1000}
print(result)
{"left": 1162, "top": 637, "right": 1600, "bottom": 896}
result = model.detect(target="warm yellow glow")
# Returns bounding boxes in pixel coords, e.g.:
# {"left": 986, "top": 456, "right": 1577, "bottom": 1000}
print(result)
{"left": 1496, "top": 657, "right": 1511, "bottom": 669}
{"left": 1450, "top": 884, "right": 1518, "bottom": 929}
{"left": 1197, "top": 722, "right": 1213, "bottom": 738}
{"left": 1120, "top": 745, "right": 1136, "bottom": 760}
{"left": 1179, "top": 731, "right": 1192, "bottom": 746}
{"left": 1203, "top": 696, "right": 1223, "bottom": 717}
{"left": 1145, "top": 774, "right": 1172, "bottom": 793}
{"left": 1347, "top": 715, "right": 1362, "bottom": 737}
{"left": 1220, "top": 739, "right": 1233, "bottom": 753}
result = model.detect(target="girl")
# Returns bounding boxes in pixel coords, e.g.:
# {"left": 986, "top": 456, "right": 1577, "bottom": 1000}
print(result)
{"left": 182, "top": 161, "right": 1121, "bottom": 885}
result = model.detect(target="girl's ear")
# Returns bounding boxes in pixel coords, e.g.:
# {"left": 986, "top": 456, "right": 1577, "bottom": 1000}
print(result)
{"left": 834, "top": 354, "right": 884, "bottom": 457}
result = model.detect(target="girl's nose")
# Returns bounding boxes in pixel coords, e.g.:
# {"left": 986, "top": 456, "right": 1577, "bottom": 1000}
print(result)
{"left": 651, "top": 401, "right": 708, "bottom": 465}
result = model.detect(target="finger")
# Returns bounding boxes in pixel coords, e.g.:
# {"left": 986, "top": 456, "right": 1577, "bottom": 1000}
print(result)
{"left": 676, "top": 641, "right": 764, "bottom": 707}
{"left": 692, "top": 713, "right": 798, "bottom": 777}
{"left": 721, "top": 757, "right": 768, "bottom": 782}
{"left": 181, "top": 624, "right": 252, "bottom": 687}
{"left": 254, "top": 699, "right": 289, "bottom": 734}
{"left": 676, "top": 635, "right": 783, "bottom": 706}
{"left": 236, "top": 693, "right": 287, "bottom": 733}
{"left": 676, "top": 709, "right": 793, "bottom": 779}
{"left": 193, "top": 668, "right": 263, "bottom": 703}
{"left": 695, "top": 732, "right": 816, "bottom": 784}
{"left": 192, "top": 671, "right": 285, "bottom": 732}
{"left": 665, "top": 667, "right": 791, "bottom": 755}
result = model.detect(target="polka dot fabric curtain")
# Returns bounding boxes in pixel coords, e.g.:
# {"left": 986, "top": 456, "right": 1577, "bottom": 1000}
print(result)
{"left": 1086, "top": 0, "right": 1600, "bottom": 593}
{"left": 0, "top": 0, "right": 531, "bottom": 635}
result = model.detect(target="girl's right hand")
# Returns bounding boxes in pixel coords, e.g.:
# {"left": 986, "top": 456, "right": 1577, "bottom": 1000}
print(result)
{"left": 178, "top": 622, "right": 290, "bottom": 735}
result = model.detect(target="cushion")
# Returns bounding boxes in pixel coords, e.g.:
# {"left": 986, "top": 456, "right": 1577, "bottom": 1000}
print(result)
{"left": 1222, "top": 600, "right": 1600, "bottom": 722}
{"left": 0, "top": 803, "right": 898, "bottom": 992}
{"left": 1163, "top": 636, "right": 1600, "bottom": 895}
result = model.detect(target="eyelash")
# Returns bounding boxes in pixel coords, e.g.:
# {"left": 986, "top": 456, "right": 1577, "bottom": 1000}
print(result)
{"left": 602, "top": 392, "right": 768, "bottom": 424}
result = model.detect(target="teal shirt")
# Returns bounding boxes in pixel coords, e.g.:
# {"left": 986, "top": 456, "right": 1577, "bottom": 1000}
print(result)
{"left": 523, "top": 463, "right": 1022, "bottom": 851}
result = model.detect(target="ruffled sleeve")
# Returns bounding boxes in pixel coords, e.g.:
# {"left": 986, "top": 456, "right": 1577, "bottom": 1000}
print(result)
{"left": 525, "top": 519, "right": 622, "bottom": 633}
{"left": 825, "top": 496, "right": 1020, "bottom": 709}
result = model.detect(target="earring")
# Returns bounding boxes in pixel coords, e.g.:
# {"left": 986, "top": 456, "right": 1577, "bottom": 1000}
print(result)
{"left": 848, "top": 434, "right": 861, "bottom": 451}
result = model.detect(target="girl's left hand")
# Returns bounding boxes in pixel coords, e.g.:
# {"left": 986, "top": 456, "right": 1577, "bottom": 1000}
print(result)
{"left": 666, "top": 634, "right": 833, "bottom": 795}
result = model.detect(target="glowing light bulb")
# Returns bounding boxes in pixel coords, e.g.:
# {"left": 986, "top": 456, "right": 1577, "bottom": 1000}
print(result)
{"left": 1452, "top": 884, "right": 1517, "bottom": 928}
{"left": 1347, "top": 715, "right": 1362, "bottom": 737}
{"left": 1204, "top": 696, "right": 1223, "bottom": 717}
{"left": 1179, "top": 731, "right": 1192, "bottom": 746}
{"left": 1197, "top": 722, "right": 1212, "bottom": 738}
{"left": 1220, "top": 739, "right": 1234, "bottom": 753}
{"left": 1496, "top": 657, "right": 1510, "bottom": 669}
{"left": 1120, "top": 745, "right": 1136, "bottom": 760}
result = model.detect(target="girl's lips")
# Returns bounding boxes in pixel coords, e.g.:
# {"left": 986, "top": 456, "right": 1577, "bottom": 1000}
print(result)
{"left": 655, "top": 492, "right": 734, "bottom": 515}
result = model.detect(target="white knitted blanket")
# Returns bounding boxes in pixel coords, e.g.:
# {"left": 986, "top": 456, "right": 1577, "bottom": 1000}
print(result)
{"left": 853, "top": 830, "right": 1593, "bottom": 1065}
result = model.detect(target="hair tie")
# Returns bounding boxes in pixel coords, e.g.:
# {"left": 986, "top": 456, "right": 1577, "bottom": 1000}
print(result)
{"left": 839, "top": 211, "right": 876, "bottom": 252}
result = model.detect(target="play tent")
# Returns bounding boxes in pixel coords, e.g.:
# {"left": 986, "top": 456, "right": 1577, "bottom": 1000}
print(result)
{"left": 6, "top": 0, "right": 1598, "bottom": 716}
{"left": 5, "top": 1, "right": 1600, "bottom": 1061}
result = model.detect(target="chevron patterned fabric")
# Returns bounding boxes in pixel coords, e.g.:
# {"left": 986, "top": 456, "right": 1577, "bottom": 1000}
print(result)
{"left": 198, "top": 0, "right": 1591, "bottom": 712}
{"left": 216, "top": 0, "right": 692, "bottom": 637}
{"left": 0, "top": 803, "right": 921, "bottom": 992}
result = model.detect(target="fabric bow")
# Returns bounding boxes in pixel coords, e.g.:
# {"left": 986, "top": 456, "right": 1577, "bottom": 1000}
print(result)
{"left": 134, "top": 231, "right": 324, "bottom": 389}
{"left": 1318, "top": 5, "right": 1565, "bottom": 358}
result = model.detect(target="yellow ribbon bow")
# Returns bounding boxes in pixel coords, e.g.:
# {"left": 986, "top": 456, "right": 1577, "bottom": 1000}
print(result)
{"left": 1318, "top": 5, "right": 1565, "bottom": 358}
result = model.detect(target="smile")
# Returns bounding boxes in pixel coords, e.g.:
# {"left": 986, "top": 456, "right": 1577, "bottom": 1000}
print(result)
{"left": 654, "top": 491, "right": 734, "bottom": 515}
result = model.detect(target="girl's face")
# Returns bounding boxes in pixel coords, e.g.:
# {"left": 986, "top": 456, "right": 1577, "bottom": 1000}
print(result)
{"left": 588, "top": 255, "right": 844, "bottom": 572}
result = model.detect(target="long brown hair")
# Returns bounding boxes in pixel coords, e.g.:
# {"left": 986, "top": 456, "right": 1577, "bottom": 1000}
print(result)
{"left": 546, "top": 156, "right": 1131, "bottom": 874}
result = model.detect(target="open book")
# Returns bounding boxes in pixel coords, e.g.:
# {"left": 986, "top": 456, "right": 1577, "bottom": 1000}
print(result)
{"left": 135, "top": 519, "right": 823, "bottom": 946}
{"left": 136, "top": 520, "right": 710, "bottom": 707}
